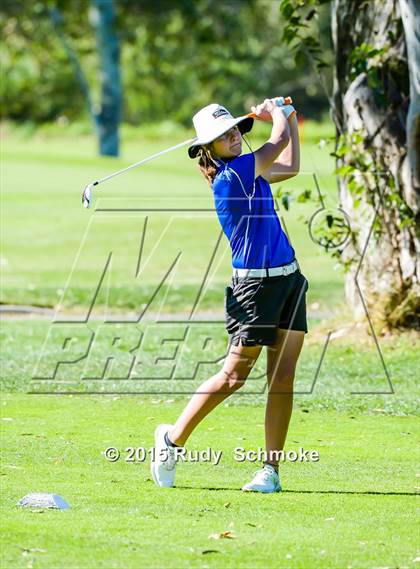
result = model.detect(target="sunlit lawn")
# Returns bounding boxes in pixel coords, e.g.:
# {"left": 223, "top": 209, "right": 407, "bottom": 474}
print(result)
{"left": 1, "top": 394, "right": 418, "bottom": 569}
{"left": 1, "top": 121, "right": 418, "bottom": 568}
{"left": 2, "top": 120, "right": 344, "bottom": 313}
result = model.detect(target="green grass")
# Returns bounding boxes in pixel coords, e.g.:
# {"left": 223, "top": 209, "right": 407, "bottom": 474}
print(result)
{"left": 1, "top": 121, "right": 344, "bottom": 312}
{"left": 1, "top": 320, "right": 418, "bottom": 416}
{"left": 1, "top": 396, "right": 418, "bottom": 569}
{"left": 2, "top": 121, "right": 418, "bottom": 568}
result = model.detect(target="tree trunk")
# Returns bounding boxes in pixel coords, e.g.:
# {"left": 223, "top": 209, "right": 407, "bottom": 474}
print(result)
{"left": 91, "top": 0, "right": 121, "bottom": 156}
{"left": 330, "top": 0, "right": 419, "bottom": 331}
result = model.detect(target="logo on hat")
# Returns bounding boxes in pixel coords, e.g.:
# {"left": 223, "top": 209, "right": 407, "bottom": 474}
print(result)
{"left": 212, "top": 108, "right": 229, "bottom": 119}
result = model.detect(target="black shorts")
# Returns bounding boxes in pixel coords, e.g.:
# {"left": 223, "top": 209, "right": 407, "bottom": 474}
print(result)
{"left": 224, "top": 268, "right": 309, "bottom": 347}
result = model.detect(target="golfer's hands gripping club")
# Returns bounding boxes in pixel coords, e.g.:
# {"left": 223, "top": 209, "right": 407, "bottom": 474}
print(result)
{"left": 250, "top": 96, "right": 295, "bottom": 122}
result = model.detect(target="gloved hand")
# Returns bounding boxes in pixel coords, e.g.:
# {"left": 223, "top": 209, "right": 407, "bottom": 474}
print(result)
{"left": 274, "top": 98, "right": 296, "bottom": 120}
{"left": 273, "top": 96, "right": 291, "bottom": 106}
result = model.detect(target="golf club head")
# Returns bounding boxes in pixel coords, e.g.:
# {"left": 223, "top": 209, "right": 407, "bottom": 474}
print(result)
{"left": 82, "top": 184, "right": 93, "bottom": 209}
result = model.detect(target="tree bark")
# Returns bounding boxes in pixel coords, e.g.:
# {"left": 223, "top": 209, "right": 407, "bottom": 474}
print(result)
{"left": 331, "top": 0, "right": 419, "bottom": 331}
{"left": 91, "top": 0, "right": 121, "bottom": 156}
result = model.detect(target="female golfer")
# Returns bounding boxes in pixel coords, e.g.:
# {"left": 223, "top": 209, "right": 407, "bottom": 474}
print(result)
{"left": 151, "top": 97, "right": 308, "bottom": 493}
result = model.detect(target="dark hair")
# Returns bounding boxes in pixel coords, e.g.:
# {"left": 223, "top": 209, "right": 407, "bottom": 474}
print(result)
{"left": 197, "top": 146, "right": 218, "bottom": 186}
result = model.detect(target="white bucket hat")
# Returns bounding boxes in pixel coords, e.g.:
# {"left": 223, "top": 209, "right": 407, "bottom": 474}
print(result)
{"left": 188, "top": 103, "right": 254, "bottom": 158}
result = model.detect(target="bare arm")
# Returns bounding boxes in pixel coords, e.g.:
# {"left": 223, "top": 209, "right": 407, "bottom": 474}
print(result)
{"left": 261, "top": 113, "right": 300, "bottom": 183}
{"left": 252, "top": 100, "right": 291, "bottom": 177}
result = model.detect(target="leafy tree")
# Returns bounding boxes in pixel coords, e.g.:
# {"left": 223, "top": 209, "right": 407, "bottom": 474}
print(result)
{"left": 1, "top": 0, "right": 121, "bottom": 155}
{"left": 120, "top": 0, "right": 332, "bottom": 124}
{"left": 280, "top": 0, "right": 419, "bottom": 331}
{"left": 0, "top": 0, "right": 332, "bottom": 130}
{"left": 0, "top": 1, "right": 87, "bottom": 122}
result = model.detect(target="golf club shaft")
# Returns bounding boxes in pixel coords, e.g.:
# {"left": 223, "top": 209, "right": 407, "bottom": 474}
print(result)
{"left": 83, "top": 97, "right": 292, "bottom": 207}
{"left": 89, "top": 97, "right": 291, "bottom": 187}
{"left": 90, "top": 137, "right": 197, "bottom": 188}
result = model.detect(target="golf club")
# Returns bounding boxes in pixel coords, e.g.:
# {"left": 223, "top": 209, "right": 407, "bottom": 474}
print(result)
{"left": 82, "top": 137, "right": 197, "bottom": 208}
{"left": 82, "top": 96, "right": 292, "bottom": 209}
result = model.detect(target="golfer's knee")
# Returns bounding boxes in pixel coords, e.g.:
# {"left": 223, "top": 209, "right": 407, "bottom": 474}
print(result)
{"left": 218, "top": 368, "right": 247, "bottom": 392}
{"left": 267, "top": 367, "right": 296, "bottom": 392}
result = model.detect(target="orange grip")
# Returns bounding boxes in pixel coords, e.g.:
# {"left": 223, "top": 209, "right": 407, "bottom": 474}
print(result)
{"left": 247, "top": 96, "right": 293, "bottom": 118}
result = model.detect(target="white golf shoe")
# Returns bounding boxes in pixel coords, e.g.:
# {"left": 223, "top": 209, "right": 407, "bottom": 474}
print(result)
{"left": 241, "top": 464, "right": 282, "bottom": 493}
{"left": 151, "top": 424, "right": 180, "bottom": 488}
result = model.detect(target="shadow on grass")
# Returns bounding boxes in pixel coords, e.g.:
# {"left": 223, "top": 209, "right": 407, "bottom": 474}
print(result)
{"left": 173, "top": 485, "right": 417, "bottom": 496}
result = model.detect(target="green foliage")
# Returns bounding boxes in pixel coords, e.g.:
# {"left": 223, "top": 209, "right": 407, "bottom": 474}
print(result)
{"left": 333, "top": 129, "right": 415, "bottom": 227}
{"left": 0, "top": 0, "right": 332, "bottom": 124}
{"left": 0, "top": 2, "right": 88, "bottom": 121}
{"left": 121, "top": 0, "right": 331, "bottom": 124}
{"left": 282, "top": 192, "right": 293, "bottom": 210}
{"left": 296, "top": 188, "right": 312, "bottom": 202}
{"left": 349, "top": 42, "right": 390, "bottom": 107}
{"left": 279, "top": 0, "right": 332, "bottom": 72}
{"left": 331, "top": 128, "right": 415, "bottom": 260}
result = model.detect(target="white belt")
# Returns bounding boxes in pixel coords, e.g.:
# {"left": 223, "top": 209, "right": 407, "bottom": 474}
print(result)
{"left": 233, "top": 259, "right": 299, "bottom": 279}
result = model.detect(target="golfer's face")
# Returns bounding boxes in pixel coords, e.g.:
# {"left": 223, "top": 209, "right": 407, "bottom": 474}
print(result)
{"left": 212, "top": 126, "right": 242, "bottom": 158}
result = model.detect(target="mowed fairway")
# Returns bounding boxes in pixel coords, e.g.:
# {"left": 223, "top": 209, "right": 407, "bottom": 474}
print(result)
{"left": 1, "top": 397, "right": 419, "bottom": 569}
{"left": 1, "top": 319, "right": 419, "bottom": 568}
{"left": 2, "top": 122, "right": 344, "bottom": 312}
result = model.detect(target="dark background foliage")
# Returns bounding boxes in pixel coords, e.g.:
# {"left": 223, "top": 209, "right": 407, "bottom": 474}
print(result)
{"left": 0, "top": 0, "right": 333, "bottom": 125}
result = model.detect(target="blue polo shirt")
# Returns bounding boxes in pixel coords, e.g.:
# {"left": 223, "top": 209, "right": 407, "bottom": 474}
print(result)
{"left": 212, "top": 152, "right": 295, "bottom": 269}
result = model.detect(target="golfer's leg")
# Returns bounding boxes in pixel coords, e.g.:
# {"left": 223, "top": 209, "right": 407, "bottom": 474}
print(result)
{"left": 168, "top": 342, "right": 262, "bottom": 446}
{"left": 264, "top": 329, "right": 305, "bottom": 464}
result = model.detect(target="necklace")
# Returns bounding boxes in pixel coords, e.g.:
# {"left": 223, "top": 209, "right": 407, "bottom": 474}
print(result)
{"left": 217, "top": 158, "right": 256, "bottom": 212}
